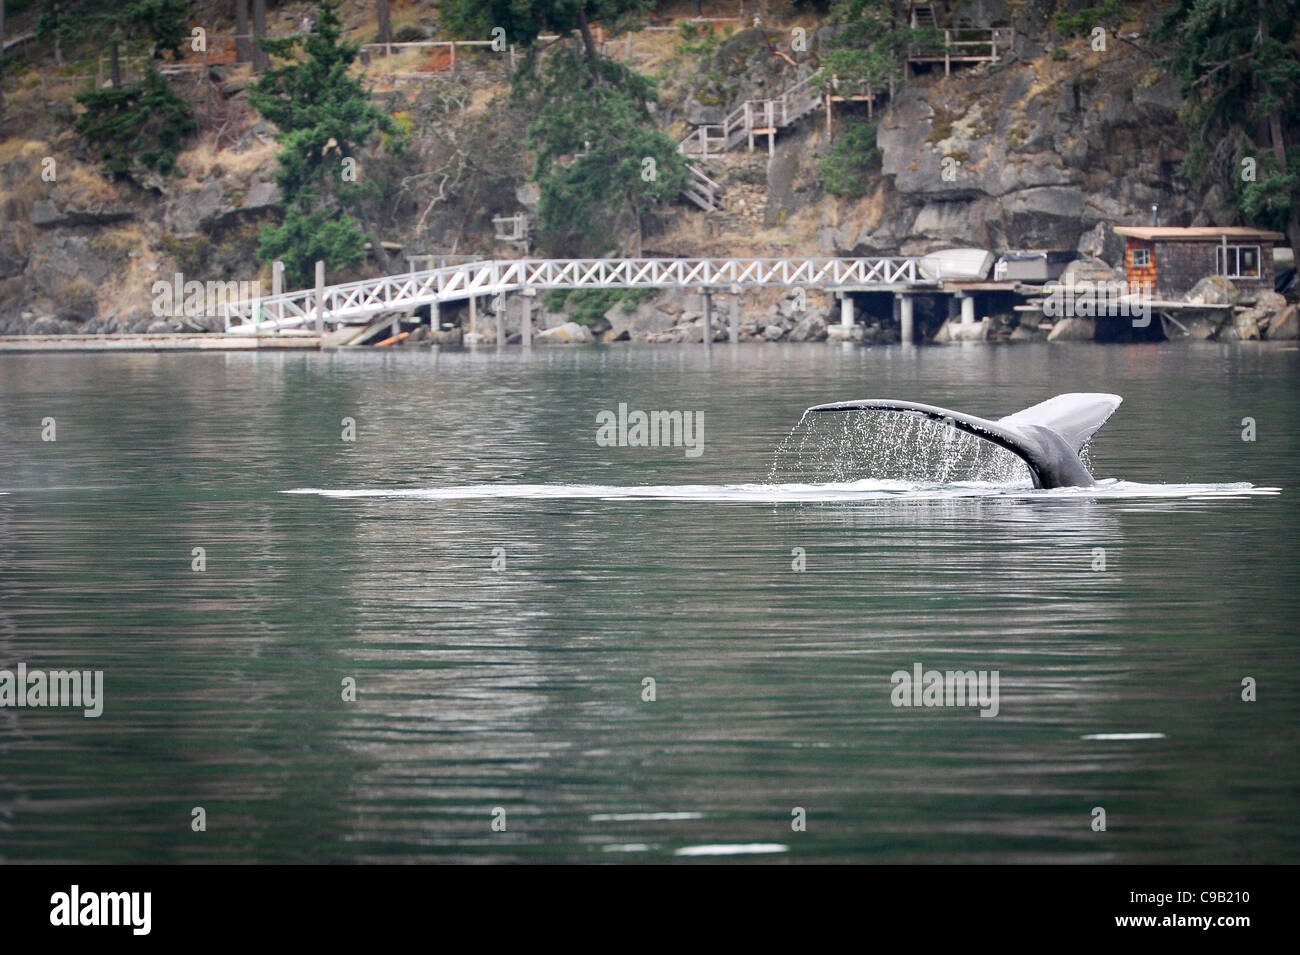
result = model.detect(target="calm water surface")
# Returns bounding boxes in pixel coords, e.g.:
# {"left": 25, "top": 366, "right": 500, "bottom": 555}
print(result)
{"left": 0, "top": 342, "right": 1297, "bottom": 863}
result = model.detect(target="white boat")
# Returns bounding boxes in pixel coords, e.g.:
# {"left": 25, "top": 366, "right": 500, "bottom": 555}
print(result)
{"left": 919, "top": 248, "right": 995, "bottom": 281}
{"left": 994, "top": 250, "right": 1080, "bottom": 282}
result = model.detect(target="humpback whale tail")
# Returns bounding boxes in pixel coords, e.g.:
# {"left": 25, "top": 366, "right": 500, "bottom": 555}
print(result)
{"left": 806, "top": 393, "right": 1123, "bottom": 489}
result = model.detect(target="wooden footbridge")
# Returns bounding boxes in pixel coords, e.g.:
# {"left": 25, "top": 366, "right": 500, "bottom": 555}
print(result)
{"left": 223, "top": 255, "right": 941, "bottom": 341}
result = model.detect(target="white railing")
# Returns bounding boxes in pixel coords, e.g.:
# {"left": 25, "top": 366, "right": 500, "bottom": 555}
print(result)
{"left": 225, "top": 256, "right": 939, "bottom": 332}
{"left": 683, "top": 164, "right": 722, "bottom": 211}
{"left": 679, "top": 125, "right": 726, "bottom": 158}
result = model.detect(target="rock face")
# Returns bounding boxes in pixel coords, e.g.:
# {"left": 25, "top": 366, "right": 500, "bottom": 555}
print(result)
{"left": 605, "top": 290, "right": 694, "bottom": 340}
{"left": 836, "top": 38, "right": 1195, "bottom": 256}
{"left": 31, "top": 196, "right": 134, "bottom": 228}
{"left": 166, "top": 177, "right": 281, "bottom": 237}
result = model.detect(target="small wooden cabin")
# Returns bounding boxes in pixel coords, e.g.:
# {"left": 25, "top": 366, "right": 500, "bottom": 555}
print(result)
{"left": 1113, "top": 226, "right": 1284, "bottom": 299}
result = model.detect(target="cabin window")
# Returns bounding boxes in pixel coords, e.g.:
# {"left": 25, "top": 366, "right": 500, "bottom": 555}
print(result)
{"left": 1216, "top": 244, "right": 1261, "bottom": 279}
{"left": 1131, "top": 248, "right": 1150, "bottom": 268}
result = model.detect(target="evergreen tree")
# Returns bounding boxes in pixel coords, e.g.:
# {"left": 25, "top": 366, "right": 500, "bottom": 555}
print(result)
{"left": 440, "top": 0, "right": 654, "bottom": 73}
{"left": 520, "top": 48, "right": 686, "bottom": 254}
{"left": 1158, "top": 0, "right": 1300, "bottom": 248}
{"left": 441, "top": 0, "right": 683, "bottom": 254}
{"left": 39, "top": 0, "right": 196, "bottom": 176}
{"left": 820, "top": 117, "right": 880, "bottom": 198}
{"left": 37, "top": 0, "right": 189, "bottom": 88}
{"left": 74, "top": 63, "right": 196, "bottom": 176}
{"left": 819, "top": 0, "right": 930, "bottom": 97}
{"left": 248, "top": 0, "right": 397, "bottom": 285}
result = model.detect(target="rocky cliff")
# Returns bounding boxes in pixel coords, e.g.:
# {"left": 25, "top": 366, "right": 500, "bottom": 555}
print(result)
{"left": 0, "top": 1, "right": 1269, "bottom": 339}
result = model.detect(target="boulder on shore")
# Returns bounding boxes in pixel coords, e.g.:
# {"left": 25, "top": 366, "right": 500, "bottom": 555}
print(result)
{"left": 1183, "top": 275, "right": 1239, "bottom": 306}
{"left": 536, "top": 321, "right": 596, "bottom": 344}
{"left": 1229, "top": 291, "right": 1286, "bottom": 340}
{"left": 788, "top": 314, "right": 828, "bottom": 342}
{"left": 1046, "top": 317, "right": 1096, "bottom": 342}
{"left": 1267, "top": 304, "right": 1299, "bottom": 340}
{"left": 933, "top": 317, "right": 992, "bottom": 342}
{"left": 827, "top": 323, "right": 865, "bottom": 343}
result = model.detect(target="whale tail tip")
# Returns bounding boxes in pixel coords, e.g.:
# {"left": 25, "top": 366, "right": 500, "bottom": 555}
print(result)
{"left": 996, "top": 393, "right": 1122, "bottom": 454}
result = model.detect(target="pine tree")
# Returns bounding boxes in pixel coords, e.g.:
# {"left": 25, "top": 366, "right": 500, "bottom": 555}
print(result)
{"left": 40, "top": 0, "right": 196, "bottom": 176}
{"left": 37, "top": 0, "right": 189, "bottom": 89}
{"left": 522, "top": 49, "right": 687, "bottom": 255}
{"left": 819, "top": 0, "right": 926, "bottom": 97}
{"left": 248, "top": 0, "right": 397, "bottom": 285}
{"left": 440, "top": 0, "right": 683, "bottom": 254}
{"left": 74, "top": 64, "right": 196, "bottom": 176}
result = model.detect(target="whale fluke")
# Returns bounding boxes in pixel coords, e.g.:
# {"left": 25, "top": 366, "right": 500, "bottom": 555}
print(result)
{"left": 805, "top": 393, "right": 1123, "bottom": 489}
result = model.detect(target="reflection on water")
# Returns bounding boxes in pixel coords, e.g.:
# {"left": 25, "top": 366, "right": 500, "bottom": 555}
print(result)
{"left": 0, "top": 343, "right": 1297, "bottom": 863}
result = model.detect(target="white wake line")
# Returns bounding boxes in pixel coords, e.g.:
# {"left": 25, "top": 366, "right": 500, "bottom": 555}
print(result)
{"left": 285, "top": 479, "right": 1280, "bottom": 504}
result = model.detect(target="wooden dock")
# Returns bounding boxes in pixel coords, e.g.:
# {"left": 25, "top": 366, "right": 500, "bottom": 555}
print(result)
{"left": 0, "top": 334, "right": 321, "bottom": 353}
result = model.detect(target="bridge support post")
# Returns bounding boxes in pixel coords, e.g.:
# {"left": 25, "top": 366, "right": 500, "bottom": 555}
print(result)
{"left": 840, "top": 292, "right": 855, "bottom": 327}
{"left": 267, "top": 259, "right": 283, "bottom": 334}
{"left": 702, "top": 291, "right": 713, "bottom": 355}
{"left": 314, "top": 260, "right": 325, "bottom": 335}
{"left": 521, "top": 290, "right": 534, "bottom": 350}
{"left": 898, "top": 293, "right": 914, "bottom": 344}
{"left": 495, "top": 300, "right": 504, "bottom": 350}
{"left": 960, "top": 293, "right": 976, "bottom": 325}
{"left": 430, "top": 301, "right": 439, "bottom": 333}
{"left": 468, "top": 296, "right": 476, "bottom": 337}
{"left": 729, "top": 285, "right": 741, "bottom": 343}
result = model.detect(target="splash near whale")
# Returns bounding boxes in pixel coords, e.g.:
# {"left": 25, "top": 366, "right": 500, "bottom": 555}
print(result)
{"left": 806, "top": 393, "right": 1123, "bottom": 489}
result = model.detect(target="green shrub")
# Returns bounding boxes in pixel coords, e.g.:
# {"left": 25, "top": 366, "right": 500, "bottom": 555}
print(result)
{"left": 393, "top": 25, "right": 426, "bottom": 43}
{"left": 73, "top": 65, "right": 195, "bottom": 177}
{"left": 820, "top": 118, "right": 880, "bottom": 199}
{"left": 543, "top": 287, "right": 655, "bottom": 326}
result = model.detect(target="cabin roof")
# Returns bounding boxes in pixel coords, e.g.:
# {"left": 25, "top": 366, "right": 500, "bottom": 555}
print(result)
{"left": 1113, "top": 226, "right": 1285, "bottom": 242}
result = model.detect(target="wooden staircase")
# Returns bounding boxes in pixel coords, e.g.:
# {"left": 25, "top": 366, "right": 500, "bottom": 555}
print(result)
{"left": 676, "top": 69, "right": 827, "bottom": 211}
{"left": 679, "top": 69, "right": 825, "bottom": 160}
{"left": 909, "top": 2, "right": 940, "bottom": 29}
{"left": 683, "top": 164, "right": 722, "bottom": 212}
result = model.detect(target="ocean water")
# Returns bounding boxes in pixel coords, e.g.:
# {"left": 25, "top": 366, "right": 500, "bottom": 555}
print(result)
{"left": 0, "top": 341, "right": 1296, "bottom": 862}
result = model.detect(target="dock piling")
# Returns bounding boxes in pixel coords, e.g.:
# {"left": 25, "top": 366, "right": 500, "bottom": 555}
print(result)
{"left": 703, "top": 291, "right": 713, "bottom": 355}
{"left": 899, "top": 293, "right": 914, "bottom": 344}
{"left": 521, "top": 291, "right": 533, "bottom": 350}
{"left": 729, "top": 285, "right": 741, "bottom": 343}
{"left": 960, "top": 293, "right": 976, "bottom": 325}
{"left": 314, "top": 260, "right": 325, "bottom": 335}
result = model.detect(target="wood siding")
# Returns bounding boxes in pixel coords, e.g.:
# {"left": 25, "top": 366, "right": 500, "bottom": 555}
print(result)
{"left": 1125, "top": 239, "right": 1156, "bottom": 291}
{"left": 1150, "top": 240, "right": 1274, "bottom": 299}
